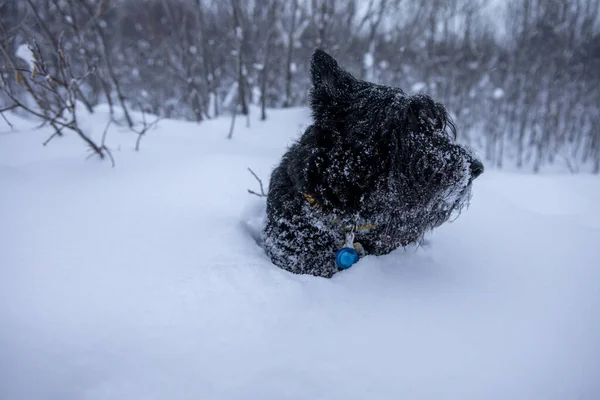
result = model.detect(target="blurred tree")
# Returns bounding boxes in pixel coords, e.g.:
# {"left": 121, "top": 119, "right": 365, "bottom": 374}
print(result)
{"left": 1, "top": 0, "right": 599, "bottom": 171}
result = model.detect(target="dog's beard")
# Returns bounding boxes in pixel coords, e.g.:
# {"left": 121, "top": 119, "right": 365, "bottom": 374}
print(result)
{"left": 426, "top": 158, "right": 473, "bottom": 228}
{"left": 449, "top": 183, "right": 472, "bottom": 221}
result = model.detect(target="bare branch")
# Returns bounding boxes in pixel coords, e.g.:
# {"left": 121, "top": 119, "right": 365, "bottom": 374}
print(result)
{"left": 247, "top": 167, "right": 267, "bottom": 197}
{"left": 0, "top": 29, "right": 104, "bottom": 158}
{"left": 133, "top": 109, "right": 161, "bottom": 151}
{"left": 42, "top": 131, "right": 62, "bottom": 146}
{"left": 0, "top": 104, "right": 18, "bottom": 113}
{"left": 97, "top": 119, "right": 114, "bottom": 166}
{"left": 101, "top": 119, "right": 111, "bottom": 146}
{"left": 0, "top": 106, "right": 15, "bottom": 129}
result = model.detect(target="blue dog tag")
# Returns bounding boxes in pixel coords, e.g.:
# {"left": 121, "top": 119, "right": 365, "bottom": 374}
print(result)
{"left": 336, "top": 247, "right": 359, "bottom": 269}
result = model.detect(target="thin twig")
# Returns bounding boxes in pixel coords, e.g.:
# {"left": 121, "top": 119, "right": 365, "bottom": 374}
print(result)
{"left": 0, "top": 105, "right": 16, "bottom": 129}
{"left": 0, "top": 112, "right": 13, "bottom": 129}
{"left": 134, "top": 111, "right": 161, "bottom": 151}
{"left": 247, "top": 167, "right": 267, "bottom": 197}
{"left": 99, "top": 119, "right": 115, "bottom": 167}
{"left": 0, "top": 104, "right": 18, "bottom": 113}
{"left": 101, "top": 119, "right": 112, "bottom": 145}
{"left": 42, "top": 131, "right": 61, "bottom": 146}
{"left": 102, "top": 145, "right": 115, "bottom": 167}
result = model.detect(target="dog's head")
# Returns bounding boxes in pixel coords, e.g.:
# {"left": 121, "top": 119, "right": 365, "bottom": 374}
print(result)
{"left": 309, "top": 49, "right": 483, "bottom": 222}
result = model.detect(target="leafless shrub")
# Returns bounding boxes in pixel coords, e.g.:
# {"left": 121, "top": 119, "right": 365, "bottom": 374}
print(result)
{"left": 0, "top": 39, "right": 105, "bottom": 158}
{"left": 0, "top": 0, "right": 598, "bottom": 172}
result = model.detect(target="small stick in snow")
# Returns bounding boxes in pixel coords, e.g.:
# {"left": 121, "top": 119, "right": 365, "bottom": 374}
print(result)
{"left": 100, "top": 120, "right": 115, "bottom": 168}
{"left": 134, "top": 108, "right": 161, "bottom": 152}
{"left": 0, "top": 104, "right": 17, "bottom": 129}
{"left": 42, "top": 130, "right": 62, "bottom": 146}
{"left": 247, "top": 167, "right": 267, "bottom": 197}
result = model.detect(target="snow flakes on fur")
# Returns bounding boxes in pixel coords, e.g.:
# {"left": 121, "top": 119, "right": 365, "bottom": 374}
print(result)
{"left": 263, "top": 49, "right": 484, "bottom": 278}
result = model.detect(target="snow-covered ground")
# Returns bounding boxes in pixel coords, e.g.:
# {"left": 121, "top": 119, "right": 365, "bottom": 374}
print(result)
{"left": 1, "top": 106, "right": 599, "bottom": 400}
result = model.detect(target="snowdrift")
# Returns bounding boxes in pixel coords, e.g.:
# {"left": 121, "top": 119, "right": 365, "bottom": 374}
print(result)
{"left": 1, "top": 107, "right": 599, "bottom": 399}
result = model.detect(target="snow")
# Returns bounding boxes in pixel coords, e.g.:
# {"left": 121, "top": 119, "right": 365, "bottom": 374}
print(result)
{"left": 363, "top": 52, "right": 374, "bottom": 69}
{"left": 222, "top": 82, "right": 238, "bottom": 109}
{"left": 493, "top": 88, "right": 505, "bottom": 99}
{"left": 15, "top": 44, "right": 35, "bottom": 72}
{"left": 363, "top": 52, "right": 375, "bottom": 82}
{"left": 410, "top": 81, "right": 427, "bottom": 93}
{"left": 1, "top": 106, "right": 600, "bottom": 399}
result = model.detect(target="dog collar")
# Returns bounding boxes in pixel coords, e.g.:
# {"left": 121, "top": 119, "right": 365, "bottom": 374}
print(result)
{"left": 303, "top": 192, "right": 376, "bottom": 231}
{"left": 303, "top": 193, "right": 375, "bottom": 269}
{"left": 303, "top": 193, "right": 320, "bottom": 209}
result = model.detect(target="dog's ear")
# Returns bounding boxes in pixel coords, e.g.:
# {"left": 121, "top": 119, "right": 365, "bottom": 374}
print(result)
{"left": 310, "top": 49, "right": 355, "bottom": 119}
{"left": 310, "top": 49, "right": 343, "bottom": 88}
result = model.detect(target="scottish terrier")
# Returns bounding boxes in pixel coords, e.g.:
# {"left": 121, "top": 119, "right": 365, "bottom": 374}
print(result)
{"left": 263, "top": 49, "right": 483, "bottom": 278}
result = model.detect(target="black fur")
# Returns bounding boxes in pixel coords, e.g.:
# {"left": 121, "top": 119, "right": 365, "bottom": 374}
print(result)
{"left": 263, "top": 49, "right": 484, "bottom": 278}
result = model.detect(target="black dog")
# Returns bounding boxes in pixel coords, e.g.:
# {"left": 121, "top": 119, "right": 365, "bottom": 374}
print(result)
{"left": 263, "top": 49, "right": 483, "bottom": 278}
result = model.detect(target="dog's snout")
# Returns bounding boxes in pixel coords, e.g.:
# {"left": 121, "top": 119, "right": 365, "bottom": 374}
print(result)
{"left": 470, "top": 159, "right": 484, "bottom": 179}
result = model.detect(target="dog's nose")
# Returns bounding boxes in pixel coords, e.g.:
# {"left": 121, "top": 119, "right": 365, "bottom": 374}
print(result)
{"left": 470, "top": 160, "right": 484, "bottom": 179}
